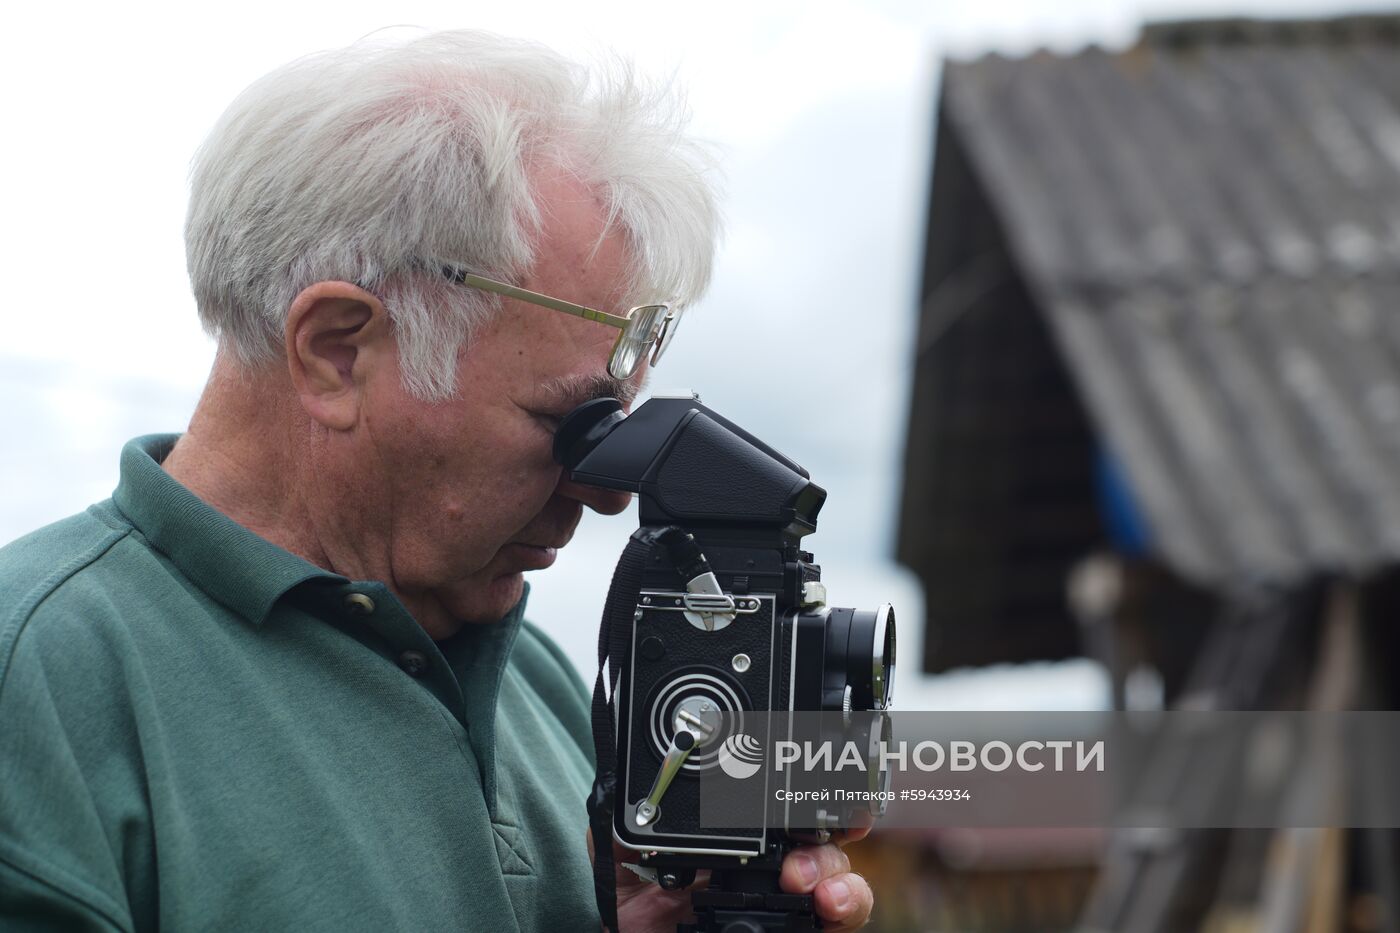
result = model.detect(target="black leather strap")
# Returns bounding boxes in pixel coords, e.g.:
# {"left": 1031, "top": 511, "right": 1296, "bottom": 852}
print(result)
{"left": 589, "top": 528, "right": 660, "bottom": 932}
{"left": 590, "top": 526, "right": 707, "bottom": 931}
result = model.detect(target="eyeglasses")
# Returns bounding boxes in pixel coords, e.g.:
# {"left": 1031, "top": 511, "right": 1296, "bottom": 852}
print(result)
{"left": 440, "top": 266, "right": 679, "bottom": 380}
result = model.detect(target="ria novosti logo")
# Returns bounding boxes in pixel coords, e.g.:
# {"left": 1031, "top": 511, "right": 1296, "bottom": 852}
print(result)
{"left": 718, "top": 733, "right": 1106, "bottom": 780}
{"left": 717, "top": 733, "right": 764, "bottom": 779}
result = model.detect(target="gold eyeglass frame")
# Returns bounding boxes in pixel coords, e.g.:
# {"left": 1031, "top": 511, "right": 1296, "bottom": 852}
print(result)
{"left": 447, "top": 268, "right": 678, "bottom": 380}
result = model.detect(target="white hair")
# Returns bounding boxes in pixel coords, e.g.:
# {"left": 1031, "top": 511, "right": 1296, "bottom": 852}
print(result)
{"left": 185, "top": 29, "right": 722, "bottom": 399}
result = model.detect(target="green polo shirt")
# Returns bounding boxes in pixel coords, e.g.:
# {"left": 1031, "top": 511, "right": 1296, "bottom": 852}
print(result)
{"left": 0, "top": 435, "right": 599, "bottom": 931}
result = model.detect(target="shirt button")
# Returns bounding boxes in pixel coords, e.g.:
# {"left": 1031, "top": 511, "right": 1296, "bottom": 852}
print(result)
{"left": 398, "top": 650, "right": 430, "bottom": 677}
{"left": 344, "top": 593, "right": 376, "bottom": 616}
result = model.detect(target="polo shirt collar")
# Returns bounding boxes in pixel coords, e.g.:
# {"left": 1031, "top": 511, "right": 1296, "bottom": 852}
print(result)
{"left": 112, "top": 434, "right": 345, "bottom": 625}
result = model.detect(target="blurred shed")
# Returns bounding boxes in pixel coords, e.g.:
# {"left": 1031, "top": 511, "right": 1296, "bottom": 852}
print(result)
{"left": 899, "top": 14, "right": 1400, "bottom": 674}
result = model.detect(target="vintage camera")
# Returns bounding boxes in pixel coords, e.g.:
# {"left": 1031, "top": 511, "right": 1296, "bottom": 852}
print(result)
{"left": 555, "top": 393, "right": 896, "bottom": 933}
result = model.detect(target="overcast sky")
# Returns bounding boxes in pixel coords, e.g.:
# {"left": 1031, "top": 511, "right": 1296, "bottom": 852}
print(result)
{"left": 4, "top": 0, "right": 1386, "bottom": 708}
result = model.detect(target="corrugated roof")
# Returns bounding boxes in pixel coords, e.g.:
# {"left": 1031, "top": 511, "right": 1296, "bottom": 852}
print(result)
{"left": 941, "top": 14, "right": 1400, "bottom": 584}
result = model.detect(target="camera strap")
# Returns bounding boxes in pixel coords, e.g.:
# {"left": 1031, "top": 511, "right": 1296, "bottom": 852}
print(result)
{"left": 588, "top": 525, "right": 704, "bottom": 933}
{"left": 589, "top": 527, "right": 654, "bottom": 932}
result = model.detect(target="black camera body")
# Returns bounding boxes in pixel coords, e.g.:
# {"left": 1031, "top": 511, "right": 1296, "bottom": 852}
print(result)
{"left": 556, "top": 393, "right": 895, "bottom": 930}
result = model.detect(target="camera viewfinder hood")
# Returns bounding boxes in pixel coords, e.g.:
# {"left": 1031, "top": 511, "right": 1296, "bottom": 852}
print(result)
{"left": 554, "top": 394, "right": 826, "bottom": 538}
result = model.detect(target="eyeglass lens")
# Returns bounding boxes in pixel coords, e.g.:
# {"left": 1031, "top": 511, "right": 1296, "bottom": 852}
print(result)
{"left": 609, "top": 304, "right": 670, "bottom": 379}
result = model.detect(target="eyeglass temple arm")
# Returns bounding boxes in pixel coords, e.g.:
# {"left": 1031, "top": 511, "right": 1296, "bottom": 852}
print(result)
{"left": 461, "top": 273, "right": 630, "bottom": 329}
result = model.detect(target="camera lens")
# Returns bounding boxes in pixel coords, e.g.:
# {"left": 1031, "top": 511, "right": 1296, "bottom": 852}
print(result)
{"left": 822, "top": 603, "right": 897, "bottom": 711}
{"left": 870, "top": 603, "right": 896, "bottom": 710}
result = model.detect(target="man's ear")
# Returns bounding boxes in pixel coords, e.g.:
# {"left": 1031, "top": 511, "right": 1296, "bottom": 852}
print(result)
{"left": 284, "top": 281, "right": 391, "bottom": 431}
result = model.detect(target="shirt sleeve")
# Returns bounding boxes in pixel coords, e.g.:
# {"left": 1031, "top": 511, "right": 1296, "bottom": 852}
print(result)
{"left": 0, "top": 631, "right": 136, "bottom": 933}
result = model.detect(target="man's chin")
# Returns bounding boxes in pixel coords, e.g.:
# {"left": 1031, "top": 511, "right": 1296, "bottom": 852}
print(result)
{"left": 445, "top": 572, "right": 527, "bottom": 625}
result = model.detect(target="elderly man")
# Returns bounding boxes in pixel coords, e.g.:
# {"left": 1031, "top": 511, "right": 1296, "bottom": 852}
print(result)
{"left": 0, "top": 30, "right": 873, "bottom": 932}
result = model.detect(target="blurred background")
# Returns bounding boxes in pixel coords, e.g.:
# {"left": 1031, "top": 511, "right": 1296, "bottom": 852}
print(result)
{"left": 6, "top": 1, "right": 1400, "bottom": 929}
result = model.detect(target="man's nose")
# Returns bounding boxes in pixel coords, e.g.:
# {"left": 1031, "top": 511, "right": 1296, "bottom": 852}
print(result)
{"left": 556, "top": 474, "right": 633, "bottom": 516}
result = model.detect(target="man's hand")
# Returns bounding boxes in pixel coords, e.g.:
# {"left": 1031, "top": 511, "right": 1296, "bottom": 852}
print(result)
{"left": 588, "top": 827, "right": 875, "bottom": 932}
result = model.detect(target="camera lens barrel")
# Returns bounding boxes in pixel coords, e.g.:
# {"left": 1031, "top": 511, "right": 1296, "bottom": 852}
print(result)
{"left": 821, "top": 603, "right": 896, "bottom": 712}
